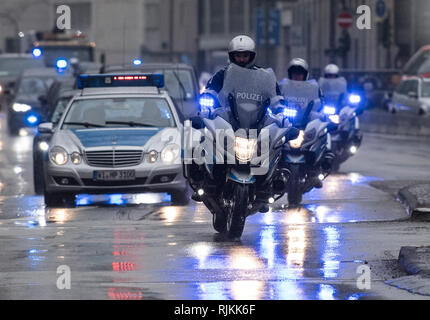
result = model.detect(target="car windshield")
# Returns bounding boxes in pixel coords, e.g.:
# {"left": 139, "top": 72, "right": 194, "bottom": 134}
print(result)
{"left": 17, "top": 77, "right": 55, "bottom": 96}
{"left": 421, "top": 82, "right": 430, "bottom": 98}
{"left": 51, "top": 97, "right": 72, "bottom": 124}
{"left": 42, "top": 47, "right": 92, "bottom": 67}
{"left": 404, "top": 50, "right": 430, "bottom": 75}
{"left": 0, "top": 57, "right": 45, "bottom": 76}
{"left": 62, "top": 97, "right": 176, "bottom": 129}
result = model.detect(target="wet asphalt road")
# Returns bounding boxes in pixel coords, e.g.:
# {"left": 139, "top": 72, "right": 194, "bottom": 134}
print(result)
{"left": 0, "top": 113, "right": 430, "bottom": 300}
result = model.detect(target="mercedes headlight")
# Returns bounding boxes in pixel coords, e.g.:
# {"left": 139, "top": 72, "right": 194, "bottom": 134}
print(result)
{"left": 12, "top": 103, "right": 32, "bottom": 112}
{"left": 161, "top": 144, "right": 181, "bottom": 164}
{"left": 234, "top": 136, "right": 257, "bottom": 162}
{"left": 50, "top": 146, "right": 68, "bottom": 165}
{"left": 70, "top": 152, "right": 82, "bottom": 165}
{"left": 289, "top": 130, "right": 305, "bottom": 149}
{"left": 38, "top": 141, "right": 49, "bottom": 151}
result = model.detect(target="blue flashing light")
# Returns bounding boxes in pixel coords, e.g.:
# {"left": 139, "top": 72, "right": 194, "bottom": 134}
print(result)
{"left": 133, "top": 58, "right": 143, "bottom": 66}
{"left": 199, "top": 95, "right": 215, "bottom": 109}
{"left": 77, "top": 73, "right": 165, "bottom": 89}
{"left": 32, "top": 48, "right": 42, "bottom": 58}
{"left": 108, "top": 194, "right": 125, "bottom": 205}
{"left": 283, "top": 107, "right": 297, "bottom": 118}
{"left": 349, "top": 94, "right": 361, "bottom": 104}
{"left": 56, "top": 59, "right": 68, "bottom": 69}
{"left": 26, "top": 115, "right": 39, "bottom": 125}
{"left": 323, "top": 105, "right": 336, "bottom": 115}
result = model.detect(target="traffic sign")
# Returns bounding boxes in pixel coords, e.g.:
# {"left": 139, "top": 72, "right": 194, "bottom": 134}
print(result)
{"left": 255, "top": 8, "right": 280, "bottom": 46}
{"left": 337, "top": 12, "right": 354, "bottom": 30}
{"left": 376, "top": 0, "right": 386, "bottom": 17}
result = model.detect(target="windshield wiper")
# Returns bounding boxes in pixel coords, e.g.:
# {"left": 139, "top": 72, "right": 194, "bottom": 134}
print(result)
{"left": 63, "top": 121, "right": 105, "bottom": 128}
{"left": 105, "top": 120, "right": 158, "bottom": 127}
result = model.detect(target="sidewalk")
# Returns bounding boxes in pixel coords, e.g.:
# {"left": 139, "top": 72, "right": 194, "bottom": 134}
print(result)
{"left": 385, "top": 184, "right": 430, "bottom": 296}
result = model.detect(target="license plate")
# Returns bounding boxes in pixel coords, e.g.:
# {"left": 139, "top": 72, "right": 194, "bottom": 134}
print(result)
{"left": 94, "top": 170, "right": 136, "bottom": 181}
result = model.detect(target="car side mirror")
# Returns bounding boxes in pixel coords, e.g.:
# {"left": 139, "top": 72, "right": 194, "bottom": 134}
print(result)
{"left": 408, "top": 91, "right": 418, "bottom": 99}
{"left": 38, "top": 122, "right": 54, "bottom": 133}
{"left": 38, "top": 95, "right": 48, "bottom": 104}
{"left": 286, "top": 127, "right": 300, "bottom": 141}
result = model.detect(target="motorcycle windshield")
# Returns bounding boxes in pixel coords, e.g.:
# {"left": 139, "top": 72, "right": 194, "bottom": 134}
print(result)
{"left": 279, "top": 79, "right": 320, "bottom": 127}
{"left": 319, "top": 77, "right": 347, "bottom": 107}
{"left": 219, "top": 64, "right": 277, "bottom": 129}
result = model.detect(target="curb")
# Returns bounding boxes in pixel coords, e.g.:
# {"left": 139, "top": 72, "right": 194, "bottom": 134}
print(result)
{"left": 398, "top": 246, "right": 430, "bottom": 277}
{"left": 397, "top": 183, "right": 430, "bottom": 215}
{"left": 398, "top": 187, "right": 419, "bottom": 216}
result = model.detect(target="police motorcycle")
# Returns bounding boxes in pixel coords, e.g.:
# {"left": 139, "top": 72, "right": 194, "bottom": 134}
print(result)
{"left": 183, "top": 64, "right": 299, "bottom": 239}
{"left": 278, "top": 78, "right": 336, "bottom": 206}
{"left": 318, "top": 76, "right": 363, "bottom": 171}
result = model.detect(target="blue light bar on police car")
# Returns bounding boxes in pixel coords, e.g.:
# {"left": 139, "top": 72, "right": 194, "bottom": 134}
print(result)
{"left": 77, "top": 74, "right": 164, "bottom": 89}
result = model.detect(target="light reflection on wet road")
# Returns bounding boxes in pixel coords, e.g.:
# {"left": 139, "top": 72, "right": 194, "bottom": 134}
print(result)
{"left": 0, "top": 115, "right": 430, "bottom": 300}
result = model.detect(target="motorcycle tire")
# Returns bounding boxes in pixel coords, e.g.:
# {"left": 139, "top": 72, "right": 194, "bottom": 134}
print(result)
{"left": 287, "top": 165, "right": 303, "bottom": 206}
{"left": 226, "top": 183, "right": 249, "bottom": 239}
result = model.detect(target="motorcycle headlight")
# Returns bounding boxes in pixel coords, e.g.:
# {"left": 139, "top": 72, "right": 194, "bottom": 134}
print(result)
{"left": 50, "top": 146, "right": 68, "bottom": 165}
{"left": 323, "top": 105, "right": 336, "bottom": 115}
{"left": 234, "top": 136, "right": 257, "bottom": 162}
{"left": 349, "top": 94, "right": 361, "bottom": 104}
{"left": 282, "top": 107, "right": 298, "bottom": 119}
{"left": 12, "top": 103, "right": 32, "bottom": 112}
{"left": 70, "top": 152, "right": 82, "bottom": 165}
{"left": 329, "top": 115, "right": 340, "bottom": 124}
{"left": 161, "top": 144, "right": 181, "bottom": 164}
{"left": 289, "top": 130, "right": 305, "bottom": 149}
{"left": 147, "top": 150, "right": 158, "bottom": 163}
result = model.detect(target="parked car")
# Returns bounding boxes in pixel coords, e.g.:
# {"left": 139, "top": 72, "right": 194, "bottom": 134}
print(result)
{"left": 389, "top": 77, "right": 430, "bottom": 115}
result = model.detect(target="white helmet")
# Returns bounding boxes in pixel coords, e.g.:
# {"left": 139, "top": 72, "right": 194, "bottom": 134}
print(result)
{"left": 228, "top": 35, "right": 256, "bottom": 68}
{"left": 287, "top": 58, "right": 309, "bottom": 80}
{"left": 324, "top": 64, "right": 340, "bottom": 77}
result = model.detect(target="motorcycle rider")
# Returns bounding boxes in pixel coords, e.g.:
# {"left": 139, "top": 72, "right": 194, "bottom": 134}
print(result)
{"left": 279, "top": 58, "right": 335, "bottom": 187}
{"left": 191, "top": 35, "right": 285, "bottom": 205}
{"left": 318, "top": 64, "right": 348, "bottom": 108}
{"left": 204, "top": 35, "right": 283, "bottom": 98}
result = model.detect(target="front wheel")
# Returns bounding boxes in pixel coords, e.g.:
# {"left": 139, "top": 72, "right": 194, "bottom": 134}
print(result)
{"left": 287, "top": 165, "right": 303, "bottom": 206}
{"left": 226, "top": 183, "right": 249, "bottom": 239}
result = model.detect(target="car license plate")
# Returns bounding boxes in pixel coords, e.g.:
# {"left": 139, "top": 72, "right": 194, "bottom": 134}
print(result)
{"left": 94, "top": 170, "right": 136, "bottom": 181}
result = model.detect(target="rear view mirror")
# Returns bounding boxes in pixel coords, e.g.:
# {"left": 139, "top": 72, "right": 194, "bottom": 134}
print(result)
{"left": 286, "top": 127, "right": 300, "bottom": 141}
{"left": 38, "top": 95, "right": 48, "bottom": 105}
{"left": 189, "top": 116, "right": 204, "bottom": 129}
{"left": 38, "top": 122, "right": 54, "bottom": 133}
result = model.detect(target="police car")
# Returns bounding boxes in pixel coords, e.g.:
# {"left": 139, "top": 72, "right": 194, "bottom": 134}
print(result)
{"left": 40, "top": 73, "right": 188, "bottom": 207}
